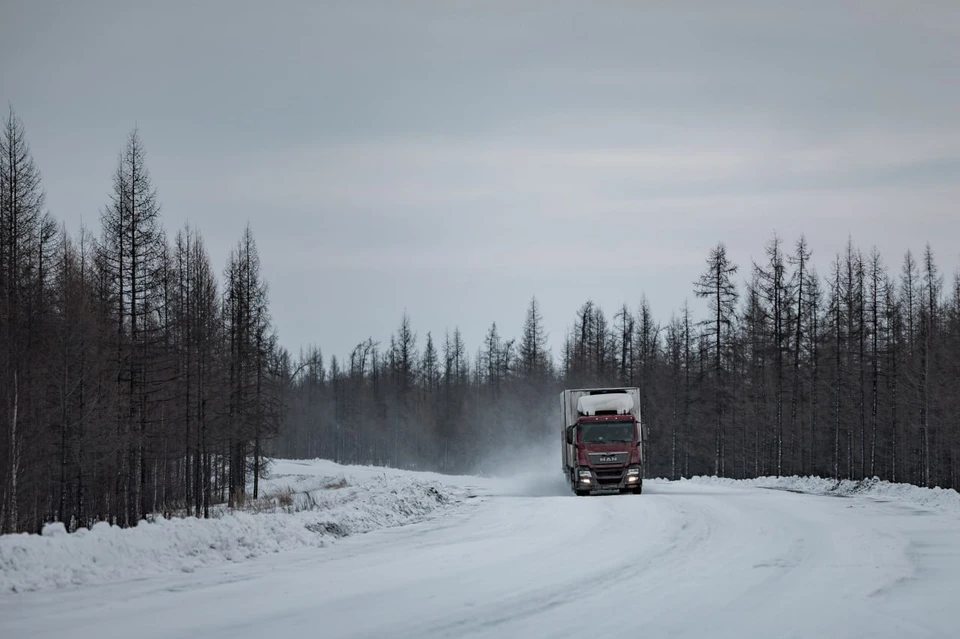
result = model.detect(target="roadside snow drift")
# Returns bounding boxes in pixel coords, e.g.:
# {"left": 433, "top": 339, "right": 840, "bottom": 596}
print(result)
{"left": 0, "top": 460, "right": 470, "bottom": 593}
{"left": 679, "top": 474, "right": 960, "bottom": 511}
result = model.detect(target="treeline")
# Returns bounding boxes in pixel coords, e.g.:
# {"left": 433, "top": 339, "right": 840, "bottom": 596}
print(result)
{"left": 0, "top": 109, "right": 284, "bottom": 534}
{"left": 278, "top": 237, "right": 960, "bottom": 490}
{"left": 4, "top": 106, "right": 960, "bottom": 535}
{"left": 275, "top": 306, "right": 556, "bottom": 473}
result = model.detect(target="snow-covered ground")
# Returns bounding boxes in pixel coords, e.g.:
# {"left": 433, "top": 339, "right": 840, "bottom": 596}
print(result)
{"left": 682, "top": 473, "right": 960, "bottom": 510}
{"left": 0, "top": 459, "right": 475, "bottom": 592}
{"left": 2, "top": 459, "right": 960, "bottom": 639}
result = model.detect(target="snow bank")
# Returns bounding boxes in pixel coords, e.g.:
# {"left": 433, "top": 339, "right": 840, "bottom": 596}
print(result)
{"left": 0, "top": 461, "right": 469, "bottom": 593}
{"left": 675, "top": 474, "right": 960, "bottom": 511}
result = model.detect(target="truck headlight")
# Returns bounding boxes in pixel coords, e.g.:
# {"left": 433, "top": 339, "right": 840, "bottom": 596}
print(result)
{"left": 578, "top": 469, "right": 592, "bottom": 478}
{"left": 627, "top": 467, "right": 640, "bottom": 476}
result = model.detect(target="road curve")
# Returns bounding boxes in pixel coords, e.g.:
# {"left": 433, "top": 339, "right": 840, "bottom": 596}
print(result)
{"left": 2, "top": 476, "right": 958, "bottom": 639}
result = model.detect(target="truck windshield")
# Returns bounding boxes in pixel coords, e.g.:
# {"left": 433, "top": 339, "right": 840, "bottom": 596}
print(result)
{"left": 579, "top": 421, "right": 635, "bottom": 443}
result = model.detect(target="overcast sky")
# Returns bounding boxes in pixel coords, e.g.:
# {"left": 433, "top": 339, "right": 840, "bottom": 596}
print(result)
{"left": 4, "top": 1, "right": 959, "bottom": 362}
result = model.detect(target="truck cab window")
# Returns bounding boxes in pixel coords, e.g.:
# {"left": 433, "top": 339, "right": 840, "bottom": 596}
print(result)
{"left": 579, "top": 422, "right": 634, "bottom": 443}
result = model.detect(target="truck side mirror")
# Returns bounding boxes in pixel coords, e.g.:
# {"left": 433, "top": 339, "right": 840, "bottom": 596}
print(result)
{"left": 565, "top": 429, "right": 573, "bottom": 445}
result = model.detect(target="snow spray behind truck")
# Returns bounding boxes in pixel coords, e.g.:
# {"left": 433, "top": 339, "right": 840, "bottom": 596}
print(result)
{"left": 560, "top": 387, "right": 645, "bottom": 495}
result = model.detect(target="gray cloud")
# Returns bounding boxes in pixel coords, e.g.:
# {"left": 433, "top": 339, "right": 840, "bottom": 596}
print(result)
{"left": 3, "top": 0, "right": 959, "bottom": 359}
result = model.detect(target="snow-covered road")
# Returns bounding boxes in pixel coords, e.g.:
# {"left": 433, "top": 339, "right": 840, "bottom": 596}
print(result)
{"left": 3, "top": 464, "right": 959, "bottom": 639}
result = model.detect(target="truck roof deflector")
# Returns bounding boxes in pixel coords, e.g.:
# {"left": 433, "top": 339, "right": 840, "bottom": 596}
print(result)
{"left": 576, "top": 393, "right": 634, "bottom": 416}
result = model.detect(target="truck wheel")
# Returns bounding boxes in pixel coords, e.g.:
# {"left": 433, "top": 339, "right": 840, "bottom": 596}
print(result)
{"left": 633, "top": 481, "right": 643, "bottom": 494}
{"left": 575, "top": 488, "right": 590, "bottom": 497}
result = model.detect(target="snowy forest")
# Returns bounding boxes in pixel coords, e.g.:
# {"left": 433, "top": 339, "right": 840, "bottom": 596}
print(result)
{"left": 1, "top": 111, "right": 285, "bottom": 534}
{"left": 279, "top": 237, "right": 960, "bottom": 494}
{"left": 3, "top": 108, "right": 960, "bottom": 535}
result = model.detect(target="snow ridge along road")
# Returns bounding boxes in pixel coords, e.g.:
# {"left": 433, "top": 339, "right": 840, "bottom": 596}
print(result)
{"left": 0, "top": 460, "right": 471, "bottom": 593}
{"left": 2, "top": 459, "right": 959, "bottom": 639}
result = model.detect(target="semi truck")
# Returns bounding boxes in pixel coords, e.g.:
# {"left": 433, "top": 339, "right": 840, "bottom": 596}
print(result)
{"left": 560, "top": 387, "right": 645, "bottom": 495}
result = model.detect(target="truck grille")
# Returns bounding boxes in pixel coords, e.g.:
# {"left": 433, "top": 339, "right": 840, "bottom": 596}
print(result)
{"left": 594, "top": 469, "right": 625, "bottom": 486}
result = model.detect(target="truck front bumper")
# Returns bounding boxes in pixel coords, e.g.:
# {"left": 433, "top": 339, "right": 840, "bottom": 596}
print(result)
{"left": 577, "top": 466, "right": 642, "bottom": 492}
